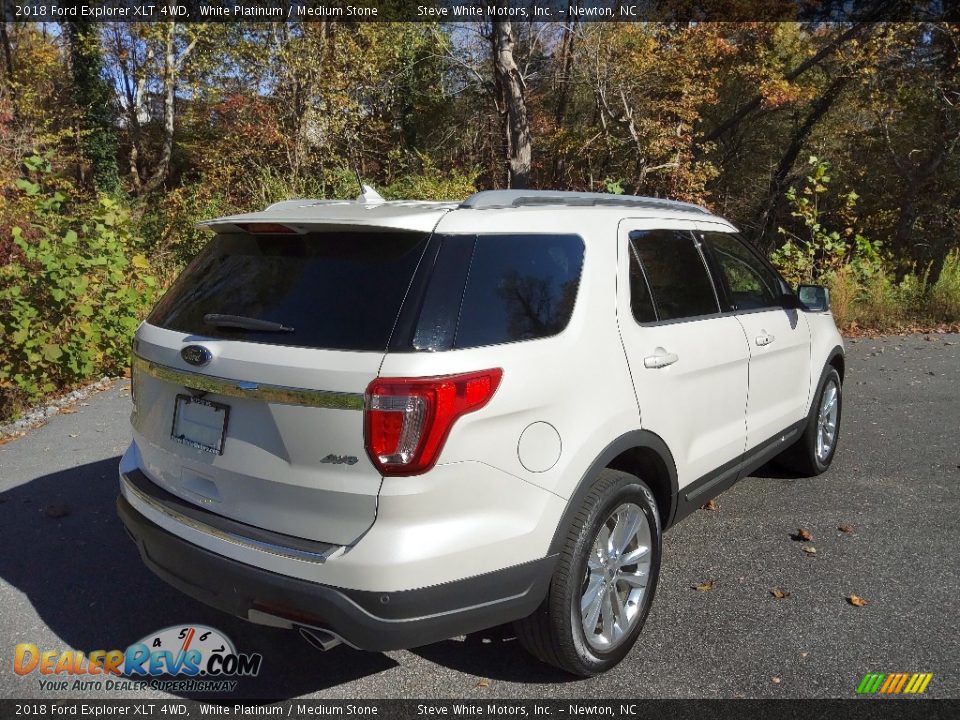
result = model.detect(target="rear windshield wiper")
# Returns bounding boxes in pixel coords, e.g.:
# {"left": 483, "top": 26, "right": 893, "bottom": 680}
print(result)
{"left": 203, "top": 313, "right": 295, "bottom": 333}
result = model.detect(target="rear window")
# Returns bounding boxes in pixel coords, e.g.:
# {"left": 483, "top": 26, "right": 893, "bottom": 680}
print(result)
{"left": 408, "top": 233, "right": 585, "bottom": 351}
{"left": 148, "top": 231, "right": 429, "bottom": 352}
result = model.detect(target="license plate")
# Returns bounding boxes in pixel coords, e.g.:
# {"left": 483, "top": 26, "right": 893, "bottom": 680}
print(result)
{"left": 171, "top": 395, "right": 229, "bottom": 455}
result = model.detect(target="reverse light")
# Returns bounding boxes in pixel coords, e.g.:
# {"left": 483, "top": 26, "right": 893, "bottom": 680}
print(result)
{"left": 364, "top": 369, "right": 503, "bottom": 476}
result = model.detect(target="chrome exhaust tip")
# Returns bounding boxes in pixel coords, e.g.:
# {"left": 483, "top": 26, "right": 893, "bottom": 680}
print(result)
{"left": 298, "top": 626, "right": 343, "bottom": 651}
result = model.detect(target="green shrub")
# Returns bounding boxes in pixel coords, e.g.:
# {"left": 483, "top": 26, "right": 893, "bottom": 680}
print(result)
{"left": 928, "top": 249, "right": 960, "bottom": 323}
{"left": 0, "top": 157, "right": 157, "bottom": 416}
{"left": 381, "top": 158, "right": 478, "bottom": 201}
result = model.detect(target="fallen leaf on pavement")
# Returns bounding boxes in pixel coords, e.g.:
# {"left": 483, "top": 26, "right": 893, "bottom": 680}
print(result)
{"left": 791, "top": 528, "right": 814, "bottom": 541}
{"left": 770, "top": 589, "right": 790, "bottom": 599}
{"left": 476, "top": 678, "right": 490, "bottom": 688}
{"left": 60, "top": 407, "right": 77, "bottom": 415}
{"left": 802, "top": 546, "right": 817, "bottom": 555}
{"left": 838, "top": 524, "right": 853, "bottom": 533}
{"left": 693, "top": 580, "right": 715, "bottom": 592}
{"left": 771, "top": 676, "right": 782, "bottom": 684}
{"left": 847, "top": 594, "right": 868, "bottom": 607}
{"left": 701, "top": 499, "right": 718, "bottom": 511}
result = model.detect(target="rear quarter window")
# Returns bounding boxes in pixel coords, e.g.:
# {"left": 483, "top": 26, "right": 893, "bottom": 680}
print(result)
{"left": 409, "top": 234, "right": 585, "bottom": 351}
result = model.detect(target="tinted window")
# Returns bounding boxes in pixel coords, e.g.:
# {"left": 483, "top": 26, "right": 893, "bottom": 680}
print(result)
{"left": 411, "top": 234, "right": 584, "bottom": 350}
{"left": 629, "top": 230, "right": 719, "bottom": 321}
{"left": 149, "top": 231, "right": 429, "bottom": 351}
{"left": 702, "top": 232, "right": 780, "bottom": 310}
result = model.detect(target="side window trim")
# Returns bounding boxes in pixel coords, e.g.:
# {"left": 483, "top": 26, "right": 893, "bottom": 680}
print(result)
{"left": 626, "top": 228, "right": 723, "bottom": 327}
{"left": 628, "top": 239, "right": 661, "bottom": 323}
{"left": 689, "top": 230, "right": 725, "bottom": 316}
{"left": 698, "top": 231, "right": 785, "bottom": 313}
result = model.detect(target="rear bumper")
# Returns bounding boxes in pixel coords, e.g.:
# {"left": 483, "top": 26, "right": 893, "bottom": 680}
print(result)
{"left": 117, "top": 494, "right": 556, "bottom": 651}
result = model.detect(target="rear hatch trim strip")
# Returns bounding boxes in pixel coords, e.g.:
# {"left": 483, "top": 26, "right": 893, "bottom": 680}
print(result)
{"left": 121, "top": 468, "right": 343, "bottom": 564}
{"left": 132, "top": 355, "right": 364, "bottom": 410}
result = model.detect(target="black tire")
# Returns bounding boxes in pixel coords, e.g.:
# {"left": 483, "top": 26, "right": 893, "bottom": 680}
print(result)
{"left": 777, "top": 366, "right": 842, "bottom": 476}
{"left": 514, "top": 469, "right": 662, "bottom": 677}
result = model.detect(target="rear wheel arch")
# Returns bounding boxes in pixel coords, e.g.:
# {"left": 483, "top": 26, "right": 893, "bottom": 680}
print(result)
{"left": 548, "top": 431, "right": 678, "bottom": 557}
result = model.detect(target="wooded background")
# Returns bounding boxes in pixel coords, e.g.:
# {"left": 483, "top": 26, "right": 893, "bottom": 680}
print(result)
{"left": 0, "top": 19, "right": 958, "bottom": 418}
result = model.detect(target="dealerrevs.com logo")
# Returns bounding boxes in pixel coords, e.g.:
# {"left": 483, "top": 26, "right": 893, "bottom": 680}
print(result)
{"left": 14, "top": 625, "right": 262, "bottom": 693}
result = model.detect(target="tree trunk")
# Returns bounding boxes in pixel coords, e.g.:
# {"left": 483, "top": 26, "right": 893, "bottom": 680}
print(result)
{"left": 67, "top": 20, "right": 119, "bottom": 193}
{"left": 143, "top": 10, "right": 197, "bottom": 194}
{"left": 492, "top": 17, "right": 532, "bottom": 189}
{"left": 756, "top": 75, "right": 849, "bottom": 247}
{"left": 143, "top": 21, "right": 176, "bottom": 193}
{"left": 0, "top": 14, "right": 14, "bottom": 85}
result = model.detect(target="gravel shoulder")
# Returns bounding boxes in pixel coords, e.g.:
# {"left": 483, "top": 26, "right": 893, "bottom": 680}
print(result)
{"left": 0, "top": 334, "right": 957, "bottom": 700}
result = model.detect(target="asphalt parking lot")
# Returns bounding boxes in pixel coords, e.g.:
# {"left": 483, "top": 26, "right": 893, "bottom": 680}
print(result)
{"left": 1, "top": 334, "right": 957, "bottom": 700}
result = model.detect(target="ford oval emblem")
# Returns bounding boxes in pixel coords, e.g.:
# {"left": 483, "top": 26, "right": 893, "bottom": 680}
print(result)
{"left": 181, "top": 345, "right": 212, "bottom": 367}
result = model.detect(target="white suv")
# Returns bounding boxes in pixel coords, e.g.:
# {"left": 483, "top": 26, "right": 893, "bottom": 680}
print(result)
{"left": 118, "top": 190, "right": 844, "bottom": 676}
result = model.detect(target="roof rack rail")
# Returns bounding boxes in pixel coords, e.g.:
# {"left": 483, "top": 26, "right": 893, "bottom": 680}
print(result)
{"left": 459, "top": 190, "right": 708, "bottom": 214}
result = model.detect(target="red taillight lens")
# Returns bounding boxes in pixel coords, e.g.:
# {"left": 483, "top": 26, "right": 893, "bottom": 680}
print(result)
{"left": 364, "top": 369, "right": 503, "bottom": 476}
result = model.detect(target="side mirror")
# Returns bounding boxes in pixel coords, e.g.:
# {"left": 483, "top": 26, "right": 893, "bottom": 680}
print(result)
{"left": 798, "top": 284, "right": 830, "bottom": 312}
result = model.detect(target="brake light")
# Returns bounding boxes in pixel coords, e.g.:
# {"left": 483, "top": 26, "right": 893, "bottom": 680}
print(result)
{"left": 364, "top": 369, "right": 503, "bottom": 476}
{"left": 236, "top": 222, "right": 297, "bottom": 234}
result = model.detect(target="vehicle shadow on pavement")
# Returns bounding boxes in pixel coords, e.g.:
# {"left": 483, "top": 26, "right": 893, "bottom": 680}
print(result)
{"left": 0, "top": 457, "right": 397, "bottom": 699}
{"left": 409, "top": 625, "right": 574, "bottom": 684}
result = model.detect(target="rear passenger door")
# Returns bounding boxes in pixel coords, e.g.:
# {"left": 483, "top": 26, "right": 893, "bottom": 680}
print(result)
{"left": 698, "top": 229, "right": 812, "bottom": 451}
{"left": 617, "top": 221, "right": 750, "bottom": 494}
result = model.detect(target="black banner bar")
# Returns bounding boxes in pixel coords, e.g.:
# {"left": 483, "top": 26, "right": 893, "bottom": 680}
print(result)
{"left": 3, "top": 699, "right": 959, "bottom": 720}
{"left": 2, "top": 0, "right": 957, "bottom": 23}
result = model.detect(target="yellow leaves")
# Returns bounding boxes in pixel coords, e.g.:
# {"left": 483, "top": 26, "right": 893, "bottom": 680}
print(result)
{"left": 131, "top": 254, "right": 150, "bottom": 270}
{"left": 693, "top": 580, "right": 716, "bottom": 592}
{"left": 802, "top": 546, "right": 817, "bottom": 555}
{"left": 792, "top": 528, "right": 814, "bottom": 542}
{"left": 701, "top": 499, "right": 718, "bottom": 511}
{"left": 847, "top": 595, "right": 868, "bottom": 607}
{"left": 770, "top": 589, "right": 791, "bottom": 600}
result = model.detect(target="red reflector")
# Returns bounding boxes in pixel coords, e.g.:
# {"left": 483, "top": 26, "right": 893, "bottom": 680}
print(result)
{"left": 236, "top": 222, "right": 297, "bottom": 234}
{"left": 364, "top": 369, "right": 503, "bottom": 476}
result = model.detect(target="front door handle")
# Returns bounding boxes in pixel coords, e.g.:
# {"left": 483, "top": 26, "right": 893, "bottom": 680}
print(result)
{"left": 644, "top": 350, "right": 679, "bottom": 369}
{"left": 755, "top": 332, "right": 775, "bottom": 347}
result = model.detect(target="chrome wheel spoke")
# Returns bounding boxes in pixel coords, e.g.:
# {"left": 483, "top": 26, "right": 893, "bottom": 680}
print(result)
{"left": 617, "top": 545, "right": 649, "bottom": 568}
{"left": 617, "top": 571, "right": 647, "bottom": 588}
{"left": 609, "top": 506, "right": 642, "bottom": 556}
{"left": 581, "top": 576, "right": 604, "bottom": 631}
{"left": 609, "top": 586, "right": 627, "bottom": 634}
{"left": 601, "top": 591, "right": 615, "bottom": 639}
{"left": 594, "top": 523, "right": 612, "bottom": 556}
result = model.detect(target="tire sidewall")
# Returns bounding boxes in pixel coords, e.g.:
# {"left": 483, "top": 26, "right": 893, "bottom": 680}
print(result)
{"left": 566, "top": 478, "right": 662, "bottom": 672}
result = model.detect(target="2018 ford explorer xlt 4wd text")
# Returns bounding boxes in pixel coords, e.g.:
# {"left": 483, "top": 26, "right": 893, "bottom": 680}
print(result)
{"left": 118, "top": 189, "right": 844, "bottom": 676}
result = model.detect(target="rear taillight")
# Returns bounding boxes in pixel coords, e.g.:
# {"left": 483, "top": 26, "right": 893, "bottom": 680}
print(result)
{"left": 364, "top": 369, "right": 503, "bottom": 476}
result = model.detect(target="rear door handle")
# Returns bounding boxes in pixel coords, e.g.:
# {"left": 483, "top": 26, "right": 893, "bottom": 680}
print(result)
{"left": 644, "top": 350, "right": 679, "bottom": 369}
{"left": 755, "top": 333, "right": 775, "bottom": 347}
